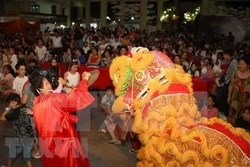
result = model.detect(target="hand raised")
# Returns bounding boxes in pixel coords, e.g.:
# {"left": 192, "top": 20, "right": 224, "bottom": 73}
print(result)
{"left": 82, "top": 72, "right": 91, "bottom": 81}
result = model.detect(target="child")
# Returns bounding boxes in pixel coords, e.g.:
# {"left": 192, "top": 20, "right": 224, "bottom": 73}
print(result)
{"left": 100, "top": 86, "right": 115, "bottom": 115}
{"left": 63, "top": 61, "right": 80, "bottom": 93}
{"left": 235, "top": 106, "right": 250, "bottom": 132}
{"left": 187, "top": 63, "right": 200, "bottom": 77}
{"left": 0, "top": 93, "right": 34, "bottom": 167}
{"left": 201, "top": 94, "right": 219, "bottom": 118}
{"left": 202, "top": 62, "right": 215, "bottom": 81}
{"left": 8, "top": 46, "right": 18, "bottom": 72}
{"left": 13, "top": 63, "right": 28, "bottom": 97}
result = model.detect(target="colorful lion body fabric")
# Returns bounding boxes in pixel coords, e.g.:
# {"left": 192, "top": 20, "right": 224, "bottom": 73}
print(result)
{"left": 110, "top": 47, "right": 250, "bottom": 167}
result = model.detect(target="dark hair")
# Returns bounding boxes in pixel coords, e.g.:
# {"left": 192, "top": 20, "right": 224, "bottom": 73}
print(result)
{"left": 224, "top": 48, "right": 234, "bottom": 57}
{"left": 92, "top": 46, "right": 99, "bottom": 52}
{"left": 48, "top": 66, "right": 59, "bottom": 77}
{"left": 15, "top": 62, "right": 26, "bottom": 70}
{"left": 29, "top": 71, "right": 46, "bottom": 96}
{"left": 119, "top": 46, "right": 128, "bottom": 52}
{"left": 50, "top": 57, "right": 57, "bottom": 63}
{"left": 26, "top": 66, "right": 40, "bottom": 76}
{"left": 105, "top": 86, "right": 113, "bottom": 91}
{"left": 29, "top": 58, "right": 38, "bottom": 66}
{"left": 7, "top": 93, "right": 21, "bottom": 104}
{"left": 238, "top": 55, "right": 250, "bottom": 66}
{"left": 203, "top": 57, "right": 212, "bottom": 63}
{"left": 174, "top": 55, "right": 181, "bottom": 60}
{"left": 68, "top": 60, "right": 78, "bottom": 69}
{"left": 208, "top": 94, "right": 218, "bottom": 108}
{"left": 4, "top": 65, "right": 16, "bottom": 77}
{"left": 102, "top": 49, "right": 112, "bottom": 57}
{"left": 207, "top": 62, "right": 214, "bottom": 67}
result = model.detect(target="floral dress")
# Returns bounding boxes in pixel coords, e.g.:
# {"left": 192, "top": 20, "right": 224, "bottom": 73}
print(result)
{"left": 228, "top": 72, "right": 250, "bottom": 124}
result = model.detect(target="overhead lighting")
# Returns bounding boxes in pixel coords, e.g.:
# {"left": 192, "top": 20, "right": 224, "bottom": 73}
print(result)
{"left": 60, "top": 25, "right": 65, "bottom": 29}
{"left": 131, "top": 17, "right": 134, "bottom": 20}
{"left": 72, "top": 22, "right": 75, "bottom": 25}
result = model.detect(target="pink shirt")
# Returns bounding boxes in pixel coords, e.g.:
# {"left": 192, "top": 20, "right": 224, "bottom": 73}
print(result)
{"left": 201, "top": 106, "right": 218, "bottom": 118}
{"left": 202, "top": 69, "right": 215, "bottom": 81}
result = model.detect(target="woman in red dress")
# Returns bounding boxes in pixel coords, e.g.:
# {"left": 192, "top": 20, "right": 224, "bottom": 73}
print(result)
{"left": 29, "top": 70, "right": 94, "bottom": 167}
{"left": 87, "top": 47, "right": 101, "bottom": 66}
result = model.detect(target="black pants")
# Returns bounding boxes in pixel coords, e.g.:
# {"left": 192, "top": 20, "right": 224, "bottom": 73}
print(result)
{"left": 218, "top": 84, "right": 230, "bottom": 117}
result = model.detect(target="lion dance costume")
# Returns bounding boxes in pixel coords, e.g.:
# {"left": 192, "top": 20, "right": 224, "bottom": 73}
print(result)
{"left": 109, "top": 47, "right": 250, "bottom": 167}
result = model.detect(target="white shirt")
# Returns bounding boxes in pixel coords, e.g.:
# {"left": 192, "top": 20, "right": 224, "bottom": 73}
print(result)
{"left": 101, "top": 94, "right": 115, "bottom": 105}
{"left": 10, "top": 54, "right": 18, "bottom": 72}
{"left": 35, "top": 46, "right": 47, "bottom": 62}
{"left": 12, "top": 76, "right": 28, "bottom": 97}
{"left": 82, "top": 46, "right": 90, "bottom": 54}
{"left": 50, "top": 36, "right": 62, "bottom": 48}
{"left": 63, "top": 72, "right": 80, "bottom": 93}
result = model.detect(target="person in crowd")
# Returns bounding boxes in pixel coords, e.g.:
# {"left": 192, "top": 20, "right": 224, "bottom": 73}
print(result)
{"left": 2, "top": 45, "right": 10, "bottom": 66}
{"left": 0, "top": 65, "right": 15, "bottom": 99}
{"left": 119, "top": 46, "right": 128, "bottom": 56}
{"left": 181, "top": 52, "right": 189, "bottom": 71}
{"left": 188, "top": 63, "right": 200, "bottom": 77}
{"left": 8, "top": 46, "right": 18, "bottom": 72}
{"left": 87, "top": 47, "right": 101, "bottom": 66}
{"left": 63, "top": 61, "right": 80, "bottom": 93}
{"left": 12, "top": 63, "right": 28, "bottom": 97}
{"left": 49, "top": 30, "right": 63, "bottom": 61}
{"left": 72, "top": 23, "right": 84, "bottom": 48}
{"left": 82, "top": 41, "right": 90, "bottom": 55}
{"left": 100, "top": 49, "right": 113, "bottom": 67}
{"left": 34, "top": 38, "right": 47, "bottom": 63}
{"left": 0, "top": 93, "right": 34, "bottom": 167}
{"left": 202, "top": 62, "right": 215, "bottom": 81}
{"left": 27, "top": 51, "right": 37, "bottom": 62}
{"left": 227, "top": 55, "right": 250, "bottom": 124}
{"left": 100, "top": 86, "right": 115, "bottom": 115}
{"left": 48, "top": 58, "right": 60, "bottom": 77}
{"left": 201, "top": 94, "right": 219, "bottom": 118}
{"left": 235, "top": 106, "right": 250, "bottom": 132}
{"left": 218, "top": 49, "right": 238, "bottom": 116}
{"left": 28, "top": 70, "right": 93, "bottom": 166}
{"left": 63, "top": 48, "right": 73, "bottom": 64}
{"left": 173, "top": 55, "right": 187, "bottom": 71}
{"left": 17, "top": 50, "right": 26, "bottom": 64}
{"left": 201, "top": 58, "right": 212, "bottom": 76}
{"left": 22, "top": 66, "right": 41, "bottom": 159}
{"left": 72, "top": 47, "right": 86, "bottom": 65}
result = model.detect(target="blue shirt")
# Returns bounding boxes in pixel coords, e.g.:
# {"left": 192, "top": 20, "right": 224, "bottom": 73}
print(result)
{"left": 72, "top": 55, "right": 86, "bottom": 64}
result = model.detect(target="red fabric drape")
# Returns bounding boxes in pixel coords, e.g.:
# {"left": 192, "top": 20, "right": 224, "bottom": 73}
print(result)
{"left": 0, "top": 19, "right": 39, "bottom": 39}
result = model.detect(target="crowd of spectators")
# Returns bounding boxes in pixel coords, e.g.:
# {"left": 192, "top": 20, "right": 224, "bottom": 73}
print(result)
{"left": 0, "top": 24, "right": 250, "bottom": 131}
